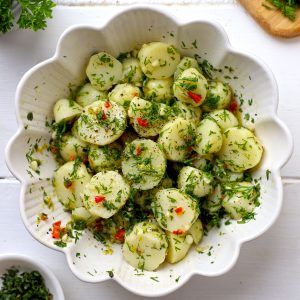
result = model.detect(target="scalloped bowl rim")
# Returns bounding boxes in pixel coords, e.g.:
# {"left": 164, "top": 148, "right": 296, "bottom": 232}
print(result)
{"left": 5, "top": 5, "right": 293, "bottom": 297}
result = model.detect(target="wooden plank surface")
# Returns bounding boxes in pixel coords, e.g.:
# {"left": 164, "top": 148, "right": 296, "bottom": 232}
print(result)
{"left": 239, "top": 0, "right": 300, "bottom": 38}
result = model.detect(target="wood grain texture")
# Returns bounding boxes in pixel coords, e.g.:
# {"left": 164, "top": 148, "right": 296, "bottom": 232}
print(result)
{"left": 239, "top": 0, "right": 300, "bottom": 37}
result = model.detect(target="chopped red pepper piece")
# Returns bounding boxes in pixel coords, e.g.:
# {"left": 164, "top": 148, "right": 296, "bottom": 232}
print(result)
{"left": 69, "top": 154, "right": 75, "bottom": 161}
{"left": 104, "top": 101, "right": 111, "bottom": 108}
{"left": 40, "top": 213, "right": 48, "bottom": 221}
{"left": 52, "top": 220, "right": 63, "bottom": 239}
{"left": 188, "top": 91, "right": 202, "bottom": 104}
{"left": 228, "top": 100, "right": 238, "bottom": 113}
{"left": 132, "top": 91, "right": 139, "bottom": 97}
{"left": 136, "top": 117, "right": 149, "bottom": 127}
{"left": 53, "top": 220, "right": 61, "bottom": 227}
{"left": 64, "top": 179, "right": 73, "bottom": 189}
{"left": 136, "top": 144, "right": 141, "bottom": 156}
{"left": 101, "top": 112, "right": 107, "bottom": 120}
{"left": 95, "top": 195, "right": 106, "bottom": 203}
{"left": 172, "top": 229, "right": 185, "bottom": 235}
{"left": 174, "top": 207, "right": 184, "bottom": 215}
{"left": 115, "top": 228, "right": 125, "bottom": 242}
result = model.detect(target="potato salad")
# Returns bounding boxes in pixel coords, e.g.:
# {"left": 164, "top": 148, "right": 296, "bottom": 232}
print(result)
{"left": 50, "top": 42, "right": 263, "bottom": 271}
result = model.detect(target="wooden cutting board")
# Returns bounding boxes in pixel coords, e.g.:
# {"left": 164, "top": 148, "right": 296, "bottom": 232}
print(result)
{"left": 239, "top": 0, "right": 300, "bottom": 38}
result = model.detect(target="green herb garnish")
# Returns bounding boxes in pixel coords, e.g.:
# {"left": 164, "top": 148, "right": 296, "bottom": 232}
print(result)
{"left": 0, "top": 267, "right": 52, "bottom": 299}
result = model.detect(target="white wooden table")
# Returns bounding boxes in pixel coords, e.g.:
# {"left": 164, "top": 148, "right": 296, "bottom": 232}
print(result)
{"left": 1, "top": 2, "right": 300, "bottom": 299}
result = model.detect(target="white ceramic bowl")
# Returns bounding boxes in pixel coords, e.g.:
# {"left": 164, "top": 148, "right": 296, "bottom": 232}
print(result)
{"left": 5, "top": 5, "right": 293, "bottom": 297}
{"left": 0, "top": 254, "right": 64, "bottom": 299}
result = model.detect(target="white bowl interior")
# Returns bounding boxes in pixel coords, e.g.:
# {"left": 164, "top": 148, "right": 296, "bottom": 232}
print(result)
{"left": 5, "top": 6, "right": 293, "bottom": 297}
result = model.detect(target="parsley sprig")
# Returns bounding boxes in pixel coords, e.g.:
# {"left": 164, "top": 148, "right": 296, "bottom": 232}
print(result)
{"left": 0, "top": 0, "right": 56, "bottom": 34}
{"left": 264, "top": 0, "right": 300, "bottom": 21}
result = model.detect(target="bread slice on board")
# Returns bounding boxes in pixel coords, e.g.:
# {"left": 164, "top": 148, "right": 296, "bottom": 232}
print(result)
{"left": 239, "top": 0, "right": 300, "bottom": 38}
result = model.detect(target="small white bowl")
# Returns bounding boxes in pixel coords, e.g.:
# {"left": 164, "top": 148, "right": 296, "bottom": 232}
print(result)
{"left": 5, "top": 5, "right": 293, "bottom": 297}
{"left": 0, "top": 254, "right": 64, "bottom": 299}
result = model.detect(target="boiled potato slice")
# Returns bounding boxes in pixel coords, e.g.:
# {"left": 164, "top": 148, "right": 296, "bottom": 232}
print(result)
{"left": 203, "top": 184, "right": 223, "bottom": 213}
{"left": 138, "top": 42, "right": 180, "bottom": 79}
{"left": 53, "top": 99, "right": 82, "bottom": 124}
{"left": 121, "top": 57, "right": 143, "bottom": 85}
{"left": 152, "top": 188, "right": 200, "bottom": 233}
{"left": 82, "top": 171, "right": 130, "bottom": 219}
{"left": 88, "top": 142, "right": 122, "bottom": 172}
{"left": 53, "top": 161, "right": 91, "bottom": 210}
{"left": 76, "top": 83, "right": 107, "bottom": 107}
{"left": 173, "top": 68, "right": 208, "bottom": 107}
{"left": 71, "top": 206, "right": 97, "bottom": 224}
{"left": 193, "top": 118, "right": 223, "bottom": 155}
{"left": 202, "top": 80, "right": 231, "bottom": 112}
{"left": 157, "top": 117, "right": 195, "bottom": 161}
{"left": 143, "top": 78, "right": 173, "bottom": 103}
{"left": 187, "top": 219, "right": 203, "bottom": 244}
{"left": 108, "top": 83, "right": 141, "bottom": 109}
{"left": 171, "top": 101, "right": 202, "bottom": 124}
{"left": 166, "top": 232, "right": 193, "bottom": 263}
{"left": 222, "top": 181, "right": 259, "bottom": 220}
{"left": 59, "top": 134, "right": 88, "bottom": 162}
{"left": 122, "top": 139, "right": 166, "bottom": 190}
{"left": 174, "top": 56, "right": 201, "bottom": 79}
{"left": 128, "top": 96, "right": 171, "bottom": 137}
{"left": 207, "top": 109, "right": 239, "bottom": 132}
{"left": 218, "top": 127, "right": 263, "bottom": 172}
{"left": 77, "top": 100, "right": 127, "bottom": 146}
{"left": 177, "top": 166, "right": 213, "bottom": 198}
{"left": 123, "top": 222, "right": 168, "bottom": 271}
{"left": 86, "top": 52, "right": 122, "bottom": 91}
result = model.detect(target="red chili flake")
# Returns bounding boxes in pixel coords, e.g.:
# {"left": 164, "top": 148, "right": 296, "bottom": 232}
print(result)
{"left": 136, "top": 117, "right": 149, "bottom": 127}
{"left": 64, "top": 179, "right": 73, "bottom": 189}
{"left": 50, "top": 145, "right": 58, "bottom": 154}
{"left": 174, "top": 207, "right": 184, "bottom": 215}
{"left": 69, "top": 154, "right": 75, "bottom": 161}
{"left": 136, "top": 144, "right": 141, "bottom": 156}
{"left": 188, "top": 91, "right": 202, "bottom": 104}
{"left": 52, "top": 220, "right": 63, "bottom": 239}
{"left": 101, "top": 112, "right": 107, "bottom": 120}
{"left": 132, "top": 91, "right": 139, "bottom": 97}
{"left": 115, "top": 228, "right": 125, "bottom": 242}
{"left": 40, "top": 213, "right": 48, "bottom": 221}
{"left": 172, "top": 229, "right": 185, "bottom": 235}
{"left": 228, "top": 100, "right": 238, "bottom": 113}
{"left": 104, "top": 101, "right": 111, "bottom": 108}
{"left": 95, "top": 195, "right": 106, "bottom": 203}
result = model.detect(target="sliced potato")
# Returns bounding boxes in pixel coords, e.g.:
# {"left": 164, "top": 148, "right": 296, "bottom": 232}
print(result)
{"left": 122, "top": 139, "right": 166, "bottom": 190}
{"left": 173, "top": 68, "right": 208, "bottom": 107}
{"left": 128, "top": 96, "right": 171, "bottom": 137}
{"left": 88, "top": 142, "right": 122, "bottom": 172}
{"left": 152, "top": 188, "right": 200, "bottom": 233}
{"left": 121, "top": 57, "right": 143, "bottom": 85}
{"left": 177, "top": 166, "right": 213, "bottom": 198}
{"left": 218, "top": 127, "right": 264, "bottom": 172}
{"left": 222, "top": 181, "right": 259, "bottom": 220}
{"left": 82, "top": 171, "right": 130, "bottom": 219}
{"left": 59, "top": 134, "right": 88, "bottom": 162}
{"left": 174, "top": 56, "right": 201, "bottom": 79}
{"left": 86, "top": 52, "right": 122, "bottom": 91}
{"left": 123, "top": 221, "right": 168, "bottom": 271}
{"left": 53, "top": 99, "right": 82, "bottom": 124}
{"left": 203, "top": 184, "right": 223, "bottom": 213}
{"left": 76, "top": 83, "right": 108, "bottom": 107}
{"left": 166, "top": 232, "right": 193, "bottom": 264}
{"left": 143, "top": 78, "right": 173, "bottom": 103}
{"left": 157, "top": 117, "right": 195, "bottom": 161}
{"left": 108, "top": 83, "right": 141, "bottom": 109}
{"left": 171, "top": 101, "right": 202, "bottom": 124}
{"left": 193, "top": 118, "right": 223, "bottom": 155}
{"left": 202, "top": 80, "right": 232, "bottom": 112}
{"left": 207, "top": 109, "right": 239, "bottom": 132}
{"left": 53, "top": 161, "right": 91, "bottom": 210}
{"left": 138, "top": 42, "right": 180, "bottom": 79}
{"left": 187, "top": 219, "right": 203, "bottom": 244}
{"left": 77, "top": 100, "right": 127, "bottom": 146}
